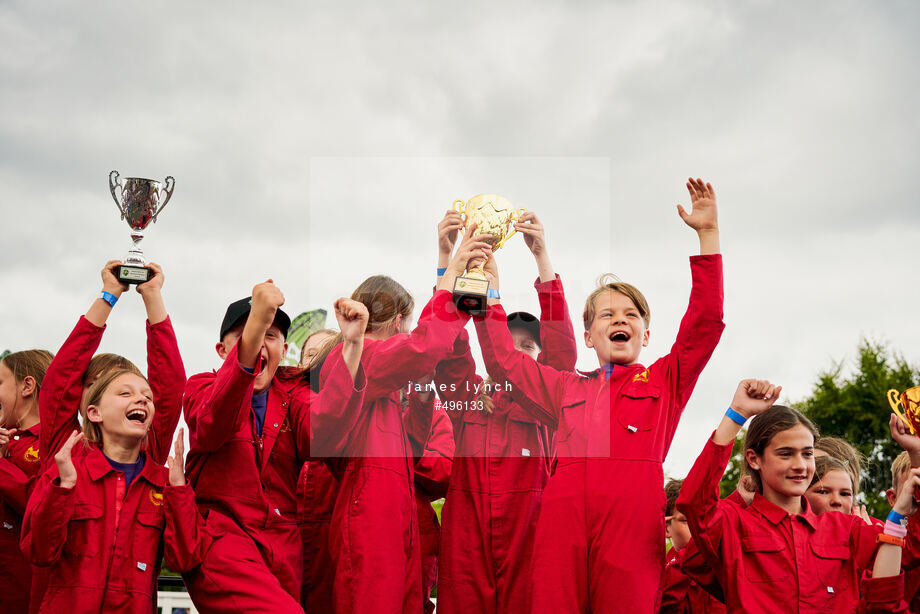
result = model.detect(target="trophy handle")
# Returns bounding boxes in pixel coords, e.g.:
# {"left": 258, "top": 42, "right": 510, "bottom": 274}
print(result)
{"left": 493, "top": 207, "right": 528, "bottom": 249}
{"left": 151, "top": 176, "right": 175, "bottom": 223}
{"left": 452, "top": 199, "right": 467, "bottom": 233}
{"left": 889, "top": 389, "right": 914, "bottom": 434}
{"left": 109, "top": 170, "right": 126, "bottom": 220}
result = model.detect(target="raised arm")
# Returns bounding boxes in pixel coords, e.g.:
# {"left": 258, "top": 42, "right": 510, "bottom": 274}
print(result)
{"left": 39, "top": 262, "right": 124, "bottom": 468}
{"left": 139, "top": 264, "right": 186, "bottom": 464}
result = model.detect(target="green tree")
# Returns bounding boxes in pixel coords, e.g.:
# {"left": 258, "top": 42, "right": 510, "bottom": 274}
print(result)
{"left": 717, "top": 339, "right": 918, "bottom": 518}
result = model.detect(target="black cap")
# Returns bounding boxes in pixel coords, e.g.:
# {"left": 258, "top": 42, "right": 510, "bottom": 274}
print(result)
{"left": 219, "top": 297, "right": 292, "bottom": 341}
{"left": 506, "top": 311, "right": 541, "bottom": 348}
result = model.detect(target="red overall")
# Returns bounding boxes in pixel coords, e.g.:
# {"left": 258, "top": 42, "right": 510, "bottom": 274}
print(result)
{"left": 676, "top": 435, "right": 882, "bottom": 613}
{"left": 34, "top": 315, "right": 185, "bottom": 612}
{"left": 899, "top": 510, "right": 920, "bottom": 612}
{"left": 477, "top": 256, "right": 724, "bottom": 613}
{"left": 183, "top": 344, "right": 364, "bottom": 613}
{"left": 859, "top": 571, "right": 910, "bottom": 613}
{"left": 409, "top": 397, "right": 454, "bottom": 613}
{"left": 0, "top": 424, "right": 41, "bottom": 614}
{"left": 435, "top": 275, "right": 577, "bottom": 614}
{"left": 659, "top": 547, "right": 727, "bottom": 614}
{"left": 313, "top": 289, "right": 469, "bottom": 614}
{"left": 21, "top": 445, "right": 206, "bottom": 614}
{"left": 297, "top": 458, "right": 339, "bottom": 614}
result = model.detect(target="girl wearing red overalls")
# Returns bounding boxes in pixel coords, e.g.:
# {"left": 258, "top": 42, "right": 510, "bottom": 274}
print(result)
{"left": 0, "top": 350, "right": 53, "bottom": 613}
{"left": 311, "top": 231, "right": 490, "bottom": 614}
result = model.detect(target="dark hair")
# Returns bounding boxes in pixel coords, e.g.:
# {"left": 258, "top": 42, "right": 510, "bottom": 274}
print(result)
{"left": 664, "top": 478, "right": 683, "bottom": 516}
{"left": 743, "top": 405, "right": 818, "bottom": 493}
{"left": 1, "top": 350, "right": 53, "bottom": 388}
{"left": 84, "top": 353, "right": 142, "bottom": 388}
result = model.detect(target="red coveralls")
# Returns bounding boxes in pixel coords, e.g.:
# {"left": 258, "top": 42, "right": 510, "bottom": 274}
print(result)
{"left": 409, "top": 397, "right": 454, "bottom": 614}
{"left": 21, "top": 445, "right": 207, "bottom": 613}
{"left": 296, "top": 458, "right": 338, "bottom": 613}
{"left": 182, "top": 344, "right": 364, "bottom": 613}
{"left": 659, "top": 547, "right": 727, "bottom": 614}
{"left": 859, "top": 571, "right": 911, "bottom": 613}
{"left": 676, "top": 435, "right": 882, "bottom": 614}
{"left": 899, "top": 509, "right": 920, "bottom": 612}
{"left": 435, "top": 275, "right": 577, "bottom": 614}
{"left": 0, "top": 424, "right": 41, "bottom": 614}
{"left": 476, "top": 255, "right": 724, "bottom": 613}
{"left": 34, "top": 315, "right": 185, "bottom": 612}
{"left": 312, "top": 289, "right": 469, "bottom": 614}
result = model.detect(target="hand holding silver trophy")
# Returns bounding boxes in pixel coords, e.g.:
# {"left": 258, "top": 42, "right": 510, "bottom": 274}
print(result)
{"left": 108, "top": 171, "right": 175, "bottom": 284}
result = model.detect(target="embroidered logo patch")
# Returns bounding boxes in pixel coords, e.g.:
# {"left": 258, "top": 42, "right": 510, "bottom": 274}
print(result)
{"left": 632, "top": 370, "right": 649, "bottom": 383}
{"left": 23, "top": 446, "right": 39, "bottom": 463}
{"left": 280, "top": 417, "right": 292, "bottom": 433}
{"left": 148, "top": 489, "right": 164, "bottom": 507}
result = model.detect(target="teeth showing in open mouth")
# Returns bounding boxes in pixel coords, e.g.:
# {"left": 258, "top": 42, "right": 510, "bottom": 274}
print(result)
{"left": 126, "top": 410, "right": 147, "bottom": 423}
{"left": 610, "top": 332, "right": 629, "bottom": 342}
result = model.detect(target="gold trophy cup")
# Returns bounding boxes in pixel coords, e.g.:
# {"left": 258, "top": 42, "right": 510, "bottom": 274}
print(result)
{"left": 451, "top": 194, "right": 525, "bottom": 316}
{"left": 889, "top": 386, "right": 920, "bottom": 435}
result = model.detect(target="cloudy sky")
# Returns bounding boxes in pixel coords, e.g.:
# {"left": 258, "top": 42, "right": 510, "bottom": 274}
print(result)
{"left": 1, "top": 1, "right": 917, "bottom": 476}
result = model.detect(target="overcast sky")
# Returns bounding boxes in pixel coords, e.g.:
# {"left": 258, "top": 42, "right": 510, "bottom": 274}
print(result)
{"left": 1, "top": 1, "right": 917, "bottom": 477}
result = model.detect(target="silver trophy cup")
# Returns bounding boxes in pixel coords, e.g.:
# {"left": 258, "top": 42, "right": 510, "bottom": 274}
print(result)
{"left": 108, "top": 170, "right": 175, "bottom": 284}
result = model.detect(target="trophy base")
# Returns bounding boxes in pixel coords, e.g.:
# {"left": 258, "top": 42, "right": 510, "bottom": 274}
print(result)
{"left": 117, "top": 264, "right": 151, "bottom": 284}
{"left": 452, "top": 276, "right": 490, "bottom": 317}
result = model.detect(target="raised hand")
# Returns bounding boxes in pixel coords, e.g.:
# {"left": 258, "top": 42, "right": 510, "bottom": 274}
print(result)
{"left": 334, "top": 298, "right": 369, "bottom": 344}
{"left": 889, "top": 413, "right": 920, "bottom": 467}
{"left": 102, "top": 260, "right": 129, "bottom": 297}
{"left": 438, "top": 210, "right": 465, "bottom": 260}
{"left": 851, "top": 504, "right": 873, "bottom": 526}
{"left": 893, "top": 468, "right": 920, "bottom": 517}
{"left": 0, "top": 427, "right": 18, "bottom": 458}
{"left": 167, "top": 428, "right": 186, "bottom": 487}
{"left": 731, "top": 379, "right": 782, "bottom": 419}
{"left": 251, "top": 279, "right": 285, "bottom": 330}
{"left": 55, "top": 430, "right": 83, "bottom": 489}
{"left": 136, "top": 262, "right": 164, "bottom": 296}
{"left": 513, "top": 212, "right": 547, "bottom": 257}
{"left": 438, "top": 222, "right": 493, "bottom": 292}
{"left": 677, "top": 178, "right": 718, "bottom": 232}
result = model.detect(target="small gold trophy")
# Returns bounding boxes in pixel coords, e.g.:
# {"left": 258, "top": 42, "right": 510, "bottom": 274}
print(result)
{"left": 889, "top": 386, "right": 920, "bottom": 434}
{"left": 450, "top": 194, "right": 525, "bottom": 316}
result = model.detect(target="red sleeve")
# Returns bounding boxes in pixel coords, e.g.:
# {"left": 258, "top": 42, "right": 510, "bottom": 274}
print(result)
{"left": 413, "top": 401, "right": 454, "bottom": 500}
{"left": 39, "top": 317, "right": 105, "bottom": 470}
{"left": 475, "top": 304, "right": 575, "bottom": 429}
{"left": 183, "top": 342, "right": 257, "bottom": 453}
{"left": 534, "top": 274, "right": 578, "bottom": 372}
{"left": 432, "top": 329, "right": 480, "bottom": 427}
{"left": 20, "top": 472, "right": 75, "bottom": 566}
{"left": 309, "top": 350, "right": 368, "bottom": 458}
{"left": 667, "top": 255, "right": 725, "bottom": 409}
{"left": 146, "top": 317, "right": 187, "bottom": 464}
{"left": 0, "top": 458, "right": 29, "bottom": 514}
{"left": 901, "top": 509, "right": 920, "bottom": 571}
{"left": 859, "top": 571, "right": 909, "bottom": 614}
{"left": 163, "top": 484, "right": 210, "bottom": 573}
{"left": 359, "top": 290, "right": 470, "bottom": 401}
{"left": 404, "top": 388, "right": 436, "bottom": 460}
{"left": 675, "top": 434, "right": 732, "bottom": 572}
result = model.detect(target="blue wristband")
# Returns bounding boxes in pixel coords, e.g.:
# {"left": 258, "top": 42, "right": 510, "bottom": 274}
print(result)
{"left": 487, "top": 288, "right": 500, "bottom": 299}
{"left": 100, "top": 291, "right": 118, "bottom": 307}
{"left": 437, "top": 267, "right": 447, "bottom": 277}
{"left": 725, "top": 407, "right": 747, "bottom": 426}
{"left": 889, "top": 509, "right": 908, "bottom": 526}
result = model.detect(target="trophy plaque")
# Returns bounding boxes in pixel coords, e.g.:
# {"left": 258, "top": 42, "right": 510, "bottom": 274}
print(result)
{"left": 450, "top": 194, "right": 525, "bottom": 316}
{"left": 108, "top": 170, "right": 175, "bottom": 284}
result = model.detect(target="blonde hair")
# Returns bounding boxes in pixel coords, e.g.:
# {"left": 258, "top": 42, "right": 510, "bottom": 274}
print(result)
{"left": 582, "top": 274, "right": 650, "bottom": 331}
{"left": 80, "top": 369, "right": 151, "bottom": 447}
{"left": 84, "top": 353, "right": 141, "bottom": 388}
{"left": 810, "top": 455, "right": 853, "bottom": 490}
{"left": 892, "top": 450, "right": 912, "bottom": 491}
{"left": 1, "top": 350, "right": 53, "bottom": 388}
{"left": 815, "top": 436, "right": 864, "bottom": 495}
{"left": 299, "top": 328, "right": 338, "bottom": 365}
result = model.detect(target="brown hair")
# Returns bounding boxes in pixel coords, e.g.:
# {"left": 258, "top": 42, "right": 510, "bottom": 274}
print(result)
{"left": 664, "top": 477, "right": 684, "bottom": 516}
{"left": 1, "top": 350, "right": 54, "bottom": 388}
{"left": 80, "top": 369, "right": 151, "bottom": 447}
{"left": 301, "top": 275, "right": 414, "bottom": 392}
{"left": 582, "top": 274, "right": 650, "bottom": 331}
{"left": 742, "top": 405, "right": 818, "bottom": 493}
{"left": 892, "top": 450, "right": 912, "bottom": 492}
{"left": 83, "top": 353, "right": 141, "bottom": 388}
{"left": 815, "top": 436, "right": 864, "bottom": 495}
{"left": 809, "top": 455, "right": 853, "bottom": 491}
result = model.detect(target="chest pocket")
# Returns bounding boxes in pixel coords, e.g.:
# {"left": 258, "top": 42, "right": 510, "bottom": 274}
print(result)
{"left": 616, "top": 381, "right": 661, "bottom": 433}
{"left": 557, "top": 399, "right": 585, "bottom": 445}
{"left": 508, "top": 406, "right": 545, "bottom": 458}
{"left": 458, "top": 409, "right": 488, "bottom": 457}
{"left": 64, "top": 502, "right": 104, "bottom": 557}
{"left": 374, "top": 395, "right": 403, "bottom": 436}
{"left": 810, "top": 541, "right": 852, "bottom": 594}
{"left": 741, "top": 534, "right": 792, "bottom": 583}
